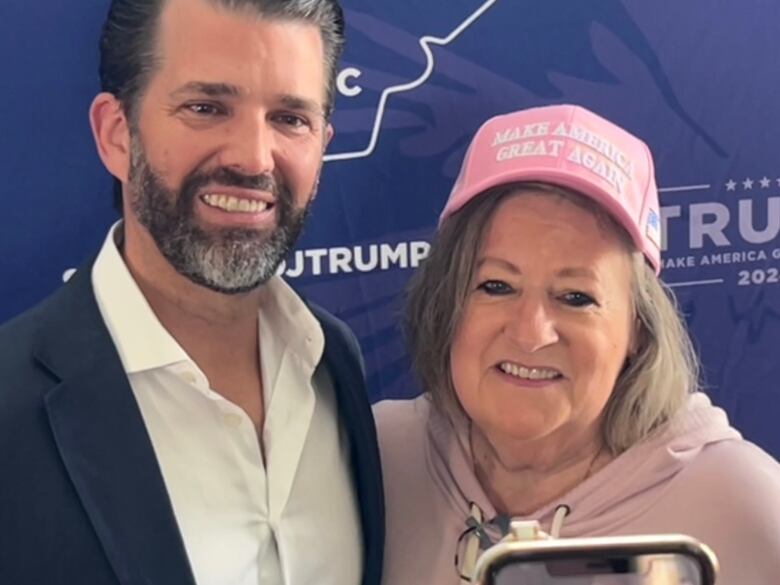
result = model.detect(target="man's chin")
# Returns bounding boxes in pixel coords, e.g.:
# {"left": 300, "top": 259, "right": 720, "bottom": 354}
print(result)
{"left": 197, "top": 224, "right": 275, "bottom": 244}
{"left": 177, "top": 260, "right": 279, "bottom": 295}
{"left": 188, "top": 274, "right": 269, "bottom": 295}
{"left": 163, "top": 233, "right": 286, "bottom": 296}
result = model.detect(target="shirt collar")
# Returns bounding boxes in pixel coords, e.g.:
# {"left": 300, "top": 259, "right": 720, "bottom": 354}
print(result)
{"left": 257, "top": 275, "right": 324, "bottom": 376}
{"left": 92, "top": 221, "right": 190, "bottom": 374}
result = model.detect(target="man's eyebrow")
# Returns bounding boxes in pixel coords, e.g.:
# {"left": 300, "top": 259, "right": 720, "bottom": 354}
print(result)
{"left": 170, "top": 82, "right": 242, "bottom": 98}
{"left": 168, "top": 85, "right": 324, "bottom": 115}
{"left": 279, "top": 94, "right": 325, "bottom": 116}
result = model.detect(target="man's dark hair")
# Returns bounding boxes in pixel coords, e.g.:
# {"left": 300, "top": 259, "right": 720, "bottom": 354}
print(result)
{"left": 99, "top": 0, "right": 345, "bottom": 211}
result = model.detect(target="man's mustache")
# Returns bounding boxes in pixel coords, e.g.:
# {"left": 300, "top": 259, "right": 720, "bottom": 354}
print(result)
{"left": 186, "top": 167, "right": 279, "bottom": 195}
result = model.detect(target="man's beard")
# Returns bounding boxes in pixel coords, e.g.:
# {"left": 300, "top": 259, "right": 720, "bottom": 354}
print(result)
{"left": 127, "top": 139, "right": 311, "bottom": 294}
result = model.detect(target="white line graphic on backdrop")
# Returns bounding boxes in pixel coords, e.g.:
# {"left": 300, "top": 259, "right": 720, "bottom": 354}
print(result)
{"left": 324, "top": 0, "right": 499, "bottom": 162}
{"left": 659, "top": 184, "right": 711, "bottom": 193}
{"left": 667, "top": 279, "right": 725, "bottom": 288}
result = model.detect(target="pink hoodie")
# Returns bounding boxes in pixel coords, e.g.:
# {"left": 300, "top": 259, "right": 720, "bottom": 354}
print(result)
{"left": 374, "top": 393, "right": 780, "bottom": 585}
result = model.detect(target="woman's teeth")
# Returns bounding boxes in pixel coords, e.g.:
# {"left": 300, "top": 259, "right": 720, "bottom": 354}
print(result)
{"left": 202, "top": 194, "right": 269, "bottom": 213}
{"left": 498, "top": 362, "right": 560, "bottom": 380}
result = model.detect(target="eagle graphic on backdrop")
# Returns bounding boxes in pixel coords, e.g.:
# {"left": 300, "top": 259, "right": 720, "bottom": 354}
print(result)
{"left": 327, "top": 0, "right": 725, "bottom": 165}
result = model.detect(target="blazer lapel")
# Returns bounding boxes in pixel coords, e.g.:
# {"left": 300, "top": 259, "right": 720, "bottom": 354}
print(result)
{"left": 316, "top": 309, "right": 385, "bottom": 585}
{"left": 33, "top": 266, "right": 196, "bottom": 585}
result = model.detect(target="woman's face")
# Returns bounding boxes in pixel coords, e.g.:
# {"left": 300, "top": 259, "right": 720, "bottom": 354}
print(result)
{"left": 450, "top": 192, "right": 636, "bottom": 454}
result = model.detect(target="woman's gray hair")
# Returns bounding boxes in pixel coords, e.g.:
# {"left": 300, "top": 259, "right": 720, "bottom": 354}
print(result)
{"left": 405, "top": 182, "right": 699, "bottom": 454}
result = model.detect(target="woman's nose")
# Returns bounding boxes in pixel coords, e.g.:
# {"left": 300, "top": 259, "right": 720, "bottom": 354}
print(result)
{"left": 503, "top": 296, "right": 559, "bottom": 353}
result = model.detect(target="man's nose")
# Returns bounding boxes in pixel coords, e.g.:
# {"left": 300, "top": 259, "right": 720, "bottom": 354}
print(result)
{"left": 219, "top": 115, "right": 276, "bottom": 177}
{"left": 503, "top": 295, "right": 559, "bottom": 353}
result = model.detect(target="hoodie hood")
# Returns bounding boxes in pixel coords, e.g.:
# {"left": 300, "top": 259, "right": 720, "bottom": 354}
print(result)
{"left": 425, "top": 392, "right": 741, "bottom": 537}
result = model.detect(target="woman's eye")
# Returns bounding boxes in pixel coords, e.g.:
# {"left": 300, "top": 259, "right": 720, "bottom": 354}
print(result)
{"left": 476, "top": 280, "right": 513, "bottom": 295}
{"left": 560, "top": 291, "right": 596, "bottom": 307}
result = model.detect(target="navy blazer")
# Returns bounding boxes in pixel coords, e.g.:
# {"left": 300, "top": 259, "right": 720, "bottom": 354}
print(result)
{"left": 0, "top": 262, "right": 384, "bottom": 585}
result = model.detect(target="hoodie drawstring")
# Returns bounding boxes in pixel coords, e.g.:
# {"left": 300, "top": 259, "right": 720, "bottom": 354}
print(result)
{"left": 550, "top": 504, "right": 571, "bottom": 538}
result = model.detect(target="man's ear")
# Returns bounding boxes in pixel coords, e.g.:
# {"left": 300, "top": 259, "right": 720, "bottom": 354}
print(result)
{"left": 323, "top": 122, "right": 334, "bottom": 151}
{"left": 89, "top": 92, "right": 131, "bottom": 183}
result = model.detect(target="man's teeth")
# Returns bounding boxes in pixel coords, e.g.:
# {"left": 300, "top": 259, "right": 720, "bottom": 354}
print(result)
{"left": 202, "top": 194, "right": 269, "bottom": 213}
{"left": 498, "top": 362, "right": 560, "bottom": 380}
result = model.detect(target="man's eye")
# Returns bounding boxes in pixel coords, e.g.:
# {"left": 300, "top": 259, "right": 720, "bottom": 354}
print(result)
{"left": 183, "top": 103, "right": 224, "bottom": 116}
{"left": 560, "top": 291, "right": 596, "bottom": 307}
{"left": 273, "top": 114, "right": 311, "bottom": 129}
{"left": 476, "top": 280, "right": 513, "bottom": 295}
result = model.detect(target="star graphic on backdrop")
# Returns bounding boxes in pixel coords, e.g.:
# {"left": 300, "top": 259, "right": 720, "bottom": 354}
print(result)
{"left": 777, "top": 178, "right": 780, "bottom": 187}
{"left": 743, "top": 178, "right": 754, "bottom": 190}
{"left": 725, "top": 180, "right": 737, "bottom": 191}
{"left": 760, "top": 176, "right": 771, "bottom": 188}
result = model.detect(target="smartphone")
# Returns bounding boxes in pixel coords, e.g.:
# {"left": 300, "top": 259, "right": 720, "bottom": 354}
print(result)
{"left": 471, "top": 533, "right": 718, "bottom": 585}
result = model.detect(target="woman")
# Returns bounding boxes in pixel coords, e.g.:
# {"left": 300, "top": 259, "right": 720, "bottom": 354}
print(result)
{"left": 374, "top": 104, "right": 780, "bottom": 585}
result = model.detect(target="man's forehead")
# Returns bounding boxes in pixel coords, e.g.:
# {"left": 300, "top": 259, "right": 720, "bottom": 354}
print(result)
{"left": 156, "top": 0, "right": 324, "bottom": 52}
{"left": 150, "top": 0, "right": 327, "bottom": 105}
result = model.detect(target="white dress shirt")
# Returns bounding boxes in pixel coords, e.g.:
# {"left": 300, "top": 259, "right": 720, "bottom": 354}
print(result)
{"left": 91, "top": 223, "right": 362, "bottom": 585}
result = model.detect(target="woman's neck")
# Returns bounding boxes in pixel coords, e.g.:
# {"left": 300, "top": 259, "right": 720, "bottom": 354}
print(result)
{"left": 470, "top": 424, "right": 611, "bottom": 517}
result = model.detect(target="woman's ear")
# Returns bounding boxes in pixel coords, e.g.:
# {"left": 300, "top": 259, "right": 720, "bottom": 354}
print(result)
{"left": 89, "top": 92, "right": 131, "bottom": 184}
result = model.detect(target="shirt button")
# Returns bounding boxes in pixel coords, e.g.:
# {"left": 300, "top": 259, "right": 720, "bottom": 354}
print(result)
{"left": 181, "top": 371, "right": 197, "bottom": 385}
{"left": 223, "top": 413, "right": 244, "bottom": 428}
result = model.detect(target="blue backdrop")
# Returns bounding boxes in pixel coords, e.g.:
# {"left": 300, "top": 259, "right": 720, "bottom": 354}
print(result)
{"left": 2, "top": 0, "right": 779, "bottom": 456}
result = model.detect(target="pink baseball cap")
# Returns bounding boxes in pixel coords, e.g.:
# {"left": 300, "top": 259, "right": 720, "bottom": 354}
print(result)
{"left": 440, "top": 104, "right": 662, "bottom": 273}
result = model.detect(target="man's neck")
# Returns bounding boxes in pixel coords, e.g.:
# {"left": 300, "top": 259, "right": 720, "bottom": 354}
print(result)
{"left": 120, "top": 220, "right": 263, "bottom": 382}
{"left": 121, "top": 222, "right": 267, "bottom": 432}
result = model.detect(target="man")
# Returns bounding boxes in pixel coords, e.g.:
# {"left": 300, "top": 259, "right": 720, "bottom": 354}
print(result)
{"left": 0, "top": 0, "right": 383, "bottom": 584}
